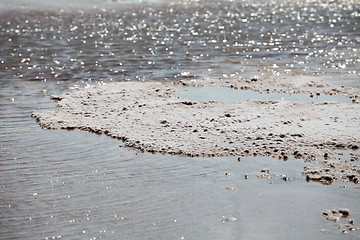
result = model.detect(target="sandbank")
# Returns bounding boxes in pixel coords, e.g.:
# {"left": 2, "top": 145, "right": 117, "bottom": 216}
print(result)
{"left": 32, "top": 77, "right": 360, "bottom": 183}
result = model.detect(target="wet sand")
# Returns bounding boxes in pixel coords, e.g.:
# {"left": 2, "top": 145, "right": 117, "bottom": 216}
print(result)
{"left": 32, "top": 77, "right": 360, "bottom": 184}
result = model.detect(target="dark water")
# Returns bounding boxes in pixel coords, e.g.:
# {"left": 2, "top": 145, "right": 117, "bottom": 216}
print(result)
{"left": 1, "top": 0, "right": 360, "bottom": 239}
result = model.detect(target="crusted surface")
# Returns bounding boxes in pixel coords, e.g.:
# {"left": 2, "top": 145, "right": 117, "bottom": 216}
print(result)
{"left": 303, "top": 160, "right": 360, "bottom": 185}
{"left": 32, "top": 81, "right": 360, "bottom": 163}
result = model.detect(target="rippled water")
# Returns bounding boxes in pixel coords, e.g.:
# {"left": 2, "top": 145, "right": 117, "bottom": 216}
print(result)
{"left": 1, "top": 0, "right": 359, "bottom": 86}
{"left": 1, "top": 0, "right": 360, "bottom": 239}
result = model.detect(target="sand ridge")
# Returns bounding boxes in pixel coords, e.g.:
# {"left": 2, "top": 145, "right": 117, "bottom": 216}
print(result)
{"left": 32, "top": 80, "right": 360, "bottom": 163}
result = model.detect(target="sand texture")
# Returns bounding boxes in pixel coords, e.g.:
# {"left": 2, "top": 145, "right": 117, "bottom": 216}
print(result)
{"left": 303, "top": 160, "right": 360, "bottom": 185}
{"left": 32, "top": 80, "right": 360, "bottom": 163}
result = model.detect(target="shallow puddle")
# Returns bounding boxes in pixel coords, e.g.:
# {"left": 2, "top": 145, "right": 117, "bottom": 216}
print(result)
{"left": 175, "top": 85, "right": 353, "bottom": 103}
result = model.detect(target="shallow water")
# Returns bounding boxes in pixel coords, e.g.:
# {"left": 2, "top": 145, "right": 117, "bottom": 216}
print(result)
{"left": 0, "top": 0, "right": 359, "bottom": 87}
{"left": 176, "top": 85, "right": 353, "bottom": 103}
{"left": 1, "top": 0, "right": 360, "bottom": 239}
{"left": 2, "top": 125, "right": 360, "bottom": 240}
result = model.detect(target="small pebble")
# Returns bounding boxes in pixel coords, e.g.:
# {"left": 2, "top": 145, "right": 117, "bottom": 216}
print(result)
{"left": 339, "top": 209, "right": 350, "bottom": 217}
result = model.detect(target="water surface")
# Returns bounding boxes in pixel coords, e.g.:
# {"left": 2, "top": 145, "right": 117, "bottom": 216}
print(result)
{"left": 176, "top": 85, "right": 353, "bottom": 103}
{"left": 1, "top": 0, "right": 359, "bottom": 86}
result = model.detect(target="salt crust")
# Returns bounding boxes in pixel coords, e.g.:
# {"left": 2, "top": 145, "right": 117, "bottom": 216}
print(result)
{"left": 32, "top": 79, "right": 360, "bottom": 163}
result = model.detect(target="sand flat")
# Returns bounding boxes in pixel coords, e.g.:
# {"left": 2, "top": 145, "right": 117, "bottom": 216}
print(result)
{"left": 32, "top": 80, "right": 360, "bottom": 162}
